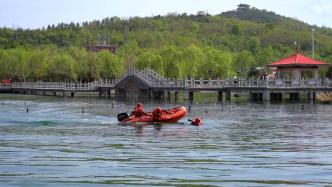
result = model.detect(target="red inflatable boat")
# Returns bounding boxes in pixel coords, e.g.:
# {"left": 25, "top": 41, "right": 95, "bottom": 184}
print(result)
{"left": 120, "top": 106, "right": 187, "bottom": 123}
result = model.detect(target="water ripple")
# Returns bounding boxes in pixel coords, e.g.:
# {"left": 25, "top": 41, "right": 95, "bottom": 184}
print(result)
{"left": 1, "top": 96, "right": 332, "bottom": 186}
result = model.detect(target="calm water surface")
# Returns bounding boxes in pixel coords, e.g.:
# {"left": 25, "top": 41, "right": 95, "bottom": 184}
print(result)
{"left": 1, "top": 94, "right": 332, "bottom": 186}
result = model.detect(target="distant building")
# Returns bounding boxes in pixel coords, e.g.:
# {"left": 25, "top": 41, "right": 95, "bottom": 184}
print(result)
{"left": 87, "top": 44, "right": 117, "bottom": 53}
{"left": 237, "top": 4, "right": 250, "bottom": 11}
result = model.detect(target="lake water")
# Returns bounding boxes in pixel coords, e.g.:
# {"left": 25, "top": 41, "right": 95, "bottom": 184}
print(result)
{"left": 1, "top": 94, "right": 332, "bottom": 186}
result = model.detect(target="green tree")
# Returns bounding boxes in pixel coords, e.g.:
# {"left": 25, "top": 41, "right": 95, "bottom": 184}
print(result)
{"left": 136, "top": 51, "right": 163, "bottom": 74}
{"left": 256, "top": 46, "right": 274, "bottom": 67}
{"left": 46, "top": 53, "right": 77, "bottom": 81}
{"left": 68, "top": 47, "right": 89, "bottom": 81}
{"left": 97, "top": 50, "right": 124, "bottom": 79}
{"left": 233, "top": 50, "right": 254, "bottom": 78}
{"left": 182, "top": 45, "right": 204, "bottom": 78}
{"left": 160, "top": 46, "right": 182, "bottom": 78}
{"left": 231, "top": 25, "right": 243, "bottom": 36}
{"left": 248, "top": 37, "right": 261, "bottom": 54}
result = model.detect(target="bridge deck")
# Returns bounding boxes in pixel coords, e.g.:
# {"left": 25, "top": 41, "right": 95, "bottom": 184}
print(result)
{"left": 2, "top": 68, "right": 332, "bottom": 94}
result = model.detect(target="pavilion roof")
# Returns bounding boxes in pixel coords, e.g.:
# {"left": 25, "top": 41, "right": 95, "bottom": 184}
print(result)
{"left": 268, "top": 53, "right": 329, "bottom": 67}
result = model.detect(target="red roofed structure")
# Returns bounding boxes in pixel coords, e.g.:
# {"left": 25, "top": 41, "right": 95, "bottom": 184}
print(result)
{"left": 268, "top": 53, "right": 329, "bottom": 81}
{"left": 268, "top": 53, "right": 328, "bottom": 67}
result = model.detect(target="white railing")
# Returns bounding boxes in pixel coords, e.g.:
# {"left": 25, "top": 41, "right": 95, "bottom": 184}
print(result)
{"left": 7, "top": 68, "right": 332, "bottom": 91}
{"left": 0, "top": 84, "right": 12, "bottom": 88}
{"left": 185, "top": 78, "right": 226, "bottom": 88}
{"left": 9, "top": 78, "right": 332, "bottom": 90}
{"left": 12, "top": 81, "right": 100, "bottom": 91}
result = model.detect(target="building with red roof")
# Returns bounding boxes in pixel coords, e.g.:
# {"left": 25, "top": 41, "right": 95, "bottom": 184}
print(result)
{"left": 87, "top": 44, "right": 117, "bottom": 53}
{"left": 268, "top": 53, "right": 329, "bottom": 81}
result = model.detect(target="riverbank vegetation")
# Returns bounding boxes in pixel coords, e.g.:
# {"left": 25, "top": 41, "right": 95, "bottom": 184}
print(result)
{"left": 317, "top": 92, "right": 332, "bottom": 104}
{"left": 1, "top": 5, "right": 332, "bottom": 81}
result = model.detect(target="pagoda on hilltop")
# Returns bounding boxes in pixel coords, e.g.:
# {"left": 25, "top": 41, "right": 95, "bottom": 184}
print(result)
{"left": 237, "top": 4, "right": 250, "bottom": 11}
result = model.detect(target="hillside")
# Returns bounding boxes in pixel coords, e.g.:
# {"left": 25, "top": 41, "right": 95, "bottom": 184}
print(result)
{"left": 1, "top": 4, "right": 332, "bottom": 81}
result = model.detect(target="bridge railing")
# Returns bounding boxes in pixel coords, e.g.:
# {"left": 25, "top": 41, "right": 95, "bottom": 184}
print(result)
{"left": 141, "top": 68, "right": 167, "bottom": 82}
{"left": 11, "top": 81, "right": 102, "bottom": 91}
{"left": 96, "top": 79, "right": 117, "bottom": 87}
{"left": 265, "top": 79, "right": 332, "bottom": 88}
{"left": 184, "top": 78, "right": 226, "bottom": 88}
{"left": 179, "top": 78, "right": 332, "bottom": 89}
{"left": 0, "top": 84, "right": 12, "bottom": 87}
{"left": 8, "top": 77, "right": 332, "bottom": 91}
{"left": 124, "top": 68, "right": 154, "bottom": 86}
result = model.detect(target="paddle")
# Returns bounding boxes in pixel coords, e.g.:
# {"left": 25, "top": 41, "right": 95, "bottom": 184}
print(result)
{"left": 188, "top": 119, "right": 194, "bottom": 123}
{"left": 117, "top": 112, "right": 129, "bottom": 122}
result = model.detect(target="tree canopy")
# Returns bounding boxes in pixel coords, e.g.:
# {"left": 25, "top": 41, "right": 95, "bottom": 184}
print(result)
{"left": 1, "top": 5, "right": 332, "bottom": 81}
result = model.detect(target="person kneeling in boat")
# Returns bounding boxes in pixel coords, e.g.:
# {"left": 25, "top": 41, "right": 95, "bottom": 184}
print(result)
{"left": 152, "top": 107, "right": 163, "bottom": 121}
{"left": 131, "top": 103, "right": 147, "bottom": 117}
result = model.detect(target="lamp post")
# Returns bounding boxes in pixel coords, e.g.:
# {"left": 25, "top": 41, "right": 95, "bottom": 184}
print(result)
{"left": 312, "top": 28, "right": 315, "bottom": 59}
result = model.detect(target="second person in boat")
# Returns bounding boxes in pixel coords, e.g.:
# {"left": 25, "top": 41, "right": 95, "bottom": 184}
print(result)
{"left": 131, "top": 103, "right": 147, "bottom": 117}
{"left": 152, "top": 107, "right": 163, "bottom": 120}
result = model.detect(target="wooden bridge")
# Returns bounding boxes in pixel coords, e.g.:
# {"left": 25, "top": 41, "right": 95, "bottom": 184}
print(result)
{"left": 1, "top": 68, "right": 332, "bottom": 101}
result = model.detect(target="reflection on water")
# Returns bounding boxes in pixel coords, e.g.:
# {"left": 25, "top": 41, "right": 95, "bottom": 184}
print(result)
{"left": 1, "top": 94, "right": 332, "bottom": 186}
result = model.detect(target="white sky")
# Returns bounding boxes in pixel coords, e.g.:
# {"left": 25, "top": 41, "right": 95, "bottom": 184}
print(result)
{"left": 1, "top": 0, "right": 332, "bottom": 29}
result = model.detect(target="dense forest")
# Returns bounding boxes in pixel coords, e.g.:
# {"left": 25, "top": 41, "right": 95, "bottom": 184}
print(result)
{"left": 1, "top": 4, "right": 332, "bottom": 82}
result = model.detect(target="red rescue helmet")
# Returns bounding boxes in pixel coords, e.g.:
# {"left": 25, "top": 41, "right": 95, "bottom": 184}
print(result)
{"left": 194, "top": 117, "right": 201, "bottom": 125}
{"left": 155, "top": 107, "right": 162, "bottom": 112}
{"left": 136, "top": 103, "right": 142, "bottom": 108}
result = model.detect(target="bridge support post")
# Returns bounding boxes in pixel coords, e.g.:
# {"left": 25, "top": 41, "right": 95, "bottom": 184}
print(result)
{"left": 308, "top": 91, "right": 316, "bottom": 102}
{"left": 71, "top": 92, "right": 75, "bottom": 97}
{"left": 53, "top": 92, "right": 56, "bottom": 96}
{"left": 184, "top": 91, "right": 188, "bottom": 101}
{"left": 99, "top": 91, "right": 102, "bottom": 97}
{"left": 148, "top": 89, "right": 152, "bottom": 100}
{"left": 263, "top": 90, "right": 270, "bottom": 101}
{"left": 189, "top": 91, "right": 194, "bottom": 102}
{"left": 107, "top": 90, "right": 111, "bottom": 99}
{"left": 167, "top": 91, "right": 171, "bottom": 101}
{"left": 161, "top": 92, "right": 165, "bottom": 100}
{"left": 218, "top": 91, "right": 223, "bottom": 102}
{"left": 226, "top": 92, "right": 231, "bottom": 101}
{"left": 174, "top": 92, "right": 178, "bottom": 101}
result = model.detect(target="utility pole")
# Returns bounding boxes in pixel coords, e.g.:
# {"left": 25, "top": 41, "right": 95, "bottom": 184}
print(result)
{"left": 312, "top": 28, "right": 315, "bottom": 59}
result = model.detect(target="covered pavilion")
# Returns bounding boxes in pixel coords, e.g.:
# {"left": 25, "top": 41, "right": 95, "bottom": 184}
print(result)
{"left": 268, "top": 53, "right": 329, "bottom": 82}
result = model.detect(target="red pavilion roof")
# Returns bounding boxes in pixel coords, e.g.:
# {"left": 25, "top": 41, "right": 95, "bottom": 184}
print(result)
{"left": 268, "top": 53, "right": 328, "bottom": 67}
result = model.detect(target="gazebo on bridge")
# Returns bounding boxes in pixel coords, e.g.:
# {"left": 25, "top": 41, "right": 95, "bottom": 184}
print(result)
{"left": 268, "top": 53, "right": 329, "bottom": 83}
